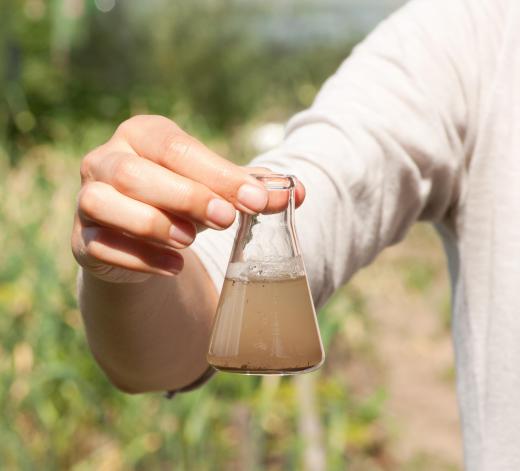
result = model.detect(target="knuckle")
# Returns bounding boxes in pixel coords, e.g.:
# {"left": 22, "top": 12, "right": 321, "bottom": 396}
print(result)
{"left": 137, "top": 209, "right": 159, "bottom": 238}
{"left": 85, "top": 241, "right": 103, "bottom": 260}
{"left": 80, "top": 151, "right": 98, "bottom": 181}
{"left": 80, "top": 142, "right": 117, "bottom": 182}
{"left": 83, "top": 229, "right": 102, "bottom": 258}
{"left": 212, "top": 166, "right": 240, "bottom": 200}
{"left": 78, "top": 182, "right": 104, "bottom": 218}
{"left": 162, "top": 132, "right": 192, "bottom": 167}
{"left": 172, "top": 182, "right": 195, "bottom": 211}
{"left": 112, "top": 156, "right": 141, "bottom": 192}
{"left": 116, "top": 115, "right": 179, "bottom": 137}
{"left": 217, "top": 165, "right": 234, "bottom": 181}
{"left": 71, "top": 226, "right": 83, "bottom": 262}
{"left": 116, "top": 115, "right": 142, "bottom": 135}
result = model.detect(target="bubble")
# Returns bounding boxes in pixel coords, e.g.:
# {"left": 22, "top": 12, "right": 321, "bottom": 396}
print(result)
{"left": 226, "top": 256, "right": 305, "bottom": 282}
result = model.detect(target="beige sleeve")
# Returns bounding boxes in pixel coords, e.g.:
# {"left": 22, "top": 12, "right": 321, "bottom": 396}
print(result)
{"left": 192, "top": 0, "right": 476, "bottom": 308}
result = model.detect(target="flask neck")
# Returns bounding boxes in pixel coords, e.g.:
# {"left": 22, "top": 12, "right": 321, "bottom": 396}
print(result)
{"left": 235, "top": 208, "right": 298, "bottom": 260}
{"left": 229, "top": 173, "right": 300, "bottom": 265}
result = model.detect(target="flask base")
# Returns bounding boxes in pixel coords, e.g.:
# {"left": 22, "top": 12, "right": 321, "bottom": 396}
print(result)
{"left": 209, "top": 362, "right": 323, "bottom": 376}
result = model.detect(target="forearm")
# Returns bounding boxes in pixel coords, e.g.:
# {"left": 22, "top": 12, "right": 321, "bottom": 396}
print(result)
{"left": 79, "top": 249, "right": 218, "bottom": 393}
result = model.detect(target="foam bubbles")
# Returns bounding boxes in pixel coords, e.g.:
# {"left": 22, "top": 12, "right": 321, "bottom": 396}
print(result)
{"left": 226, "top": 256, "right": 305, "bottom": 282}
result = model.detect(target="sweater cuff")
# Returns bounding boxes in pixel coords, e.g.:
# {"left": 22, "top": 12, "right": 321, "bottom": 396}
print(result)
{"left": 164, "top": 366, "right": 216, "bottom": 399}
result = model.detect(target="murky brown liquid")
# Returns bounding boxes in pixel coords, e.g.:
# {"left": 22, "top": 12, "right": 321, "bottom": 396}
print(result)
{"left": 207, "top": 276, "right": 324, "bottom": 374}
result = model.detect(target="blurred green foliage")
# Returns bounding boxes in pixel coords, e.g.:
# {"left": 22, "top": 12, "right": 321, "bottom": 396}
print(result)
{"left": 1, "top": 0, "right": 358, "bottom": 161}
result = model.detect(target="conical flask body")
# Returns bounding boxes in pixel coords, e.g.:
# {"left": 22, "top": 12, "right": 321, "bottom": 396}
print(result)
{"left": 207, "top": 174, "right": 324, "bottom": 374}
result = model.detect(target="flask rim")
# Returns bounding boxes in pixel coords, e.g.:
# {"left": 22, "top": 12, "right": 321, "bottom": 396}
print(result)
{"left": 250, "top": 173, "right": 296, "bottom": 190}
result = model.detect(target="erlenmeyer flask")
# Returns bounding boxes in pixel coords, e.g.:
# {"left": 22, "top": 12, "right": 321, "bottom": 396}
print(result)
{"left": 207, "top": 173, "right": 324, "bottom": 374}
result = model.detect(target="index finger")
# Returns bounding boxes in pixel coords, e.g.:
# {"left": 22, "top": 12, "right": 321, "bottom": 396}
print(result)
{"left": 115, "top": 115, "right": 268, "bottom": 214}
{"left": 246, "top": 167, "right": 306, "bottom": 209}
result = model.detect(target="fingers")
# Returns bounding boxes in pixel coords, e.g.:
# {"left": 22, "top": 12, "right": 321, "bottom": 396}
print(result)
{"left": 76, "top": 225, "right": 184, "bottom": 277}
{"left": 74, "top": 115, "right": 309, "bottom": 281}
{"left": 115, "top": 115, "right": 269, "bottom": 214}
{"left": 294, "top": 179, "right": 306, "bottom": 208}
{"left": 78, "top": 181, "right": 197, "bottom": 248}
{"left": 85, "top": 152, "right": 237, "bottom": 230}
{"left": 246, "top": 166, "right": 307, "bottom": 212}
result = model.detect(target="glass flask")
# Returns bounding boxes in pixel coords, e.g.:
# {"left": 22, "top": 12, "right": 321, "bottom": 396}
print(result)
{"left": 207, "top": 173, "right": 324, "bottom": 375}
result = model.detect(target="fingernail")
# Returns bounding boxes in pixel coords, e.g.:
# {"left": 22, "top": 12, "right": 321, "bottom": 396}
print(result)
{"left": 237, "top": 183, "right": 268, "bottom": 212}
{"left": 161, "top": 254, "right": 183, "bottom": 274}
{"left": 169, "top": 225, "right": 194, "bottom": 246}
{"left": 207, "top": 198, "right": 236, "bottom": 228}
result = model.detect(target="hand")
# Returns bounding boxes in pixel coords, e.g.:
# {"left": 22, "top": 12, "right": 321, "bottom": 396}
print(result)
{"left": 71, "top": 115, "right": 305, "bottom": 283}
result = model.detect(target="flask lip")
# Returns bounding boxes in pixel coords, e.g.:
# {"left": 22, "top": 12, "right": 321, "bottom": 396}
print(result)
{"left": 250, "top": 173, "right": 296, "bottom": 190}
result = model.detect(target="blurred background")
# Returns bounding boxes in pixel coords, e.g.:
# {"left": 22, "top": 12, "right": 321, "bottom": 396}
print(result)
{"left": 0, "top": 0, "right": 461, "bottom": 469}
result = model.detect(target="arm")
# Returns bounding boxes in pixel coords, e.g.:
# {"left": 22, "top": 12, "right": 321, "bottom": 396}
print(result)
{"left": 75, "top": 0, "right": 483, "bottom": 393}
{"left": 77, "top": 250, "right": 217, "bottom": 393}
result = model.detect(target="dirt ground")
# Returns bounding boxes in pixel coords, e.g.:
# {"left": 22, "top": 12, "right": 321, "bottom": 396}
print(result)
{"left": 350, "top": 223, "right": 463, "bottom": 470}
